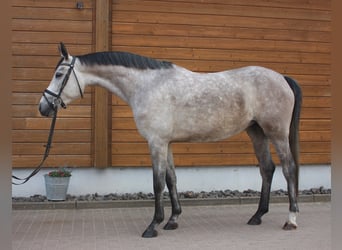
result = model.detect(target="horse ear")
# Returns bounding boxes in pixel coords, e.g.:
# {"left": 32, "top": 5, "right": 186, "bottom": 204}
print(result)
{"left": 58, "top": 42, "right": 69, "bottom": 60}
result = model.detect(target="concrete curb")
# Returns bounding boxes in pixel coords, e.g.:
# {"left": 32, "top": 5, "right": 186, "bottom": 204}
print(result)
{"left": 12, "top": 194, "right": 330, "bottom": 210}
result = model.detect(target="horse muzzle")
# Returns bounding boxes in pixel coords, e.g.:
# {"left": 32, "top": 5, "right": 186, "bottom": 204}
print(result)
{"left": 39, "top": 102, "right": 56, "bottom": 117}
{"left": 39, "top": 89, "right": 67, "bottom": 117}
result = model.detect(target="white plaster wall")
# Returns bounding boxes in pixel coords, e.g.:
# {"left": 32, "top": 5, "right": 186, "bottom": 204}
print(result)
{"left": 12, "top": 165, "right": 331, "bottom": 197}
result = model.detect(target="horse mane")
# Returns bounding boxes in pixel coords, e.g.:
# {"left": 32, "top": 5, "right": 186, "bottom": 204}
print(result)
{"left": 76, "top": 51, "right": 173, "bottom": 70}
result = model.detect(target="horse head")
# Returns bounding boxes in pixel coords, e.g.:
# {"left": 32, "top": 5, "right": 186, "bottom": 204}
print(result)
{"left": 38, "top": 42, "right": 84, "bottom": 117}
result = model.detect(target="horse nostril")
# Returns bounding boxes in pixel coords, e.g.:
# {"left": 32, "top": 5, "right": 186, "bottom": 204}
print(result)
{"left": 39, "top": 103, "right": 49, "bottom": 117}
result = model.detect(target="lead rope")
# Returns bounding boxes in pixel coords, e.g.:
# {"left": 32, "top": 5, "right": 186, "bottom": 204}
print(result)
{"left": 12, "top": 104, "right": 59, "bottom": 185}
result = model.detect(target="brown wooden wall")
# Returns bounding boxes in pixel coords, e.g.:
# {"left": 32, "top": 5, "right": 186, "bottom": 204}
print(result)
{"left": 12, "top": 0, "right": 331, "bottom": 168}
{"left": 12, "top": 0, "right": 95, "bottom": 167}
{"left": 111, "top": 0, "right": 331, "bottom": 166}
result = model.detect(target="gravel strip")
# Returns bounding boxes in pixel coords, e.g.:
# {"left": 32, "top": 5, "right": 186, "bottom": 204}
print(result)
{"left": 12, "top": 187, "right": 330, "bottom": 203}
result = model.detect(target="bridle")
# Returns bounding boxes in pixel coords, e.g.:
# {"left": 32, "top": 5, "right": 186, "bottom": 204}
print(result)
{"left": 43, "top": 56, "right": 83, "bottom": 111}
{"left": 12, "top": 56, "right": 83, "bottom": 185}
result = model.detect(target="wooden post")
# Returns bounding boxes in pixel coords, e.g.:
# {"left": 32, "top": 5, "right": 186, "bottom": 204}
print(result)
{"left": 93, "top": 0, "right": 111, "bottom": 167}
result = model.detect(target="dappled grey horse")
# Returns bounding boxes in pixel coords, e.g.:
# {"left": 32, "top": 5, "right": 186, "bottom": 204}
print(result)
{"left": 39, "top": 43, "right": 302, "bottom": 238}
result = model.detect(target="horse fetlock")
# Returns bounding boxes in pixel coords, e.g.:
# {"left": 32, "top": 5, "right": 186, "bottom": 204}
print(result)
{"left": 173, "top": 206, "right": 182, "bottom": 216}
{"left": 289, "top": 212, "right": 298, "bottom": 225}
{"left": 154, "top": 214, "right": 164, "bottom": 224}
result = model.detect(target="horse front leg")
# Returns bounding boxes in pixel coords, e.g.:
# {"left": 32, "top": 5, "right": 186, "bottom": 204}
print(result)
{"left": 164, "top": 145, "right": 182, "bottom": 230}
{"left": 142, "top": 142, "right": 168, "bottom": 238}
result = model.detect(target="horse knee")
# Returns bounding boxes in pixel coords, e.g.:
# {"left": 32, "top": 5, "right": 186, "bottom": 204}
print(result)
{"left": 155, "top": 214, "right": 164, "bottom": 224}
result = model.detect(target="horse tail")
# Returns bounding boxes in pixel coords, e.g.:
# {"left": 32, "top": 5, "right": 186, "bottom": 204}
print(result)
{"left": 284, "top": 75, "right": 302, "bottom": 195}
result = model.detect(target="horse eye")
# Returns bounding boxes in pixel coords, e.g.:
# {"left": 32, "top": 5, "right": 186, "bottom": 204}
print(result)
{"left": 55, "top": 72, "right": 63, "bottom": 78}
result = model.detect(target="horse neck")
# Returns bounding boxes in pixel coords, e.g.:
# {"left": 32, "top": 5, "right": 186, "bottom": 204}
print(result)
{"left": 80, "top": 64, "right": 146, "bottom": 105}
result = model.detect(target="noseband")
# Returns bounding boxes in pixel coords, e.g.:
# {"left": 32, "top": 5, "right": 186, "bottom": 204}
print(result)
{"left": 43, "top": 57, "right": 83, "bottom": 111}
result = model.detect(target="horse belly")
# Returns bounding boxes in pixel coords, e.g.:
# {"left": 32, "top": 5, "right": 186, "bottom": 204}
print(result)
{"left": 171, "top": 103, "right": 252, "bottom": 142}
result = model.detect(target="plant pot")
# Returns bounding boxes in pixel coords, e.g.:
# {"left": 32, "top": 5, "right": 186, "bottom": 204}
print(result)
{"left": 44, "top": 174, "right": 70, "bottom": 201}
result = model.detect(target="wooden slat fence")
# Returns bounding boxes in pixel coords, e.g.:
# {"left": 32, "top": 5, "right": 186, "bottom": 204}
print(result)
{"left": 12, "top": 0, "right": 331, "bottom": 168}
{"left": 111, "top": 0, "right": 331, "bottom": 166}
{"left": 12, "top": 0, "right": 94, "bottom": 167}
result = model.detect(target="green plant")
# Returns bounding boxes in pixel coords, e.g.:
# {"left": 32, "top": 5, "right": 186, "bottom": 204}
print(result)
{"left": 47, "top": 168, "right": 72, "bottom": 177}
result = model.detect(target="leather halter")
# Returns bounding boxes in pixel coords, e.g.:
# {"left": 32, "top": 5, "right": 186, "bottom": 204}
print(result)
{"left": 43, "top": 57, "right": 83, "bottom": 111}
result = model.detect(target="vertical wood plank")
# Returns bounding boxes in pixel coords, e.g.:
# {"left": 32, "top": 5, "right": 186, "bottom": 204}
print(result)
{"left": 94, "top": 0, "right": 112, "bottom": 167}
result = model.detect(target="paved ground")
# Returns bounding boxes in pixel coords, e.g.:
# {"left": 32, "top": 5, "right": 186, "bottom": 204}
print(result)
{"left": 12, "top": 202, "right": 330, "bottom": 250}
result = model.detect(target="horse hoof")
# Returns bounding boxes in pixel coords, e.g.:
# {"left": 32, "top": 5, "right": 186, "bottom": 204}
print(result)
{"left": 282, "top": 222, "right": 297, "bottom": 230}
{"left": 142, "top": 229, "right": 158, "bottom": 238}
{"left": 247, "top": 216, "right": 262, "bottom": 225}
{"left": 163, "top": 221, "right": 178, "bottom": 230}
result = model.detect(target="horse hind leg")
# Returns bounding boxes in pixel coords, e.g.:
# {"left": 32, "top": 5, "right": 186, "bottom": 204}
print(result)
{"left": 246, "top": 123, "right": 276, "bottom": 226}
{"left": 272, "top": 137, "right": 299, "bottom": 230}
{"left": 163, "top": 144, "right": 182, "bottom": 230}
